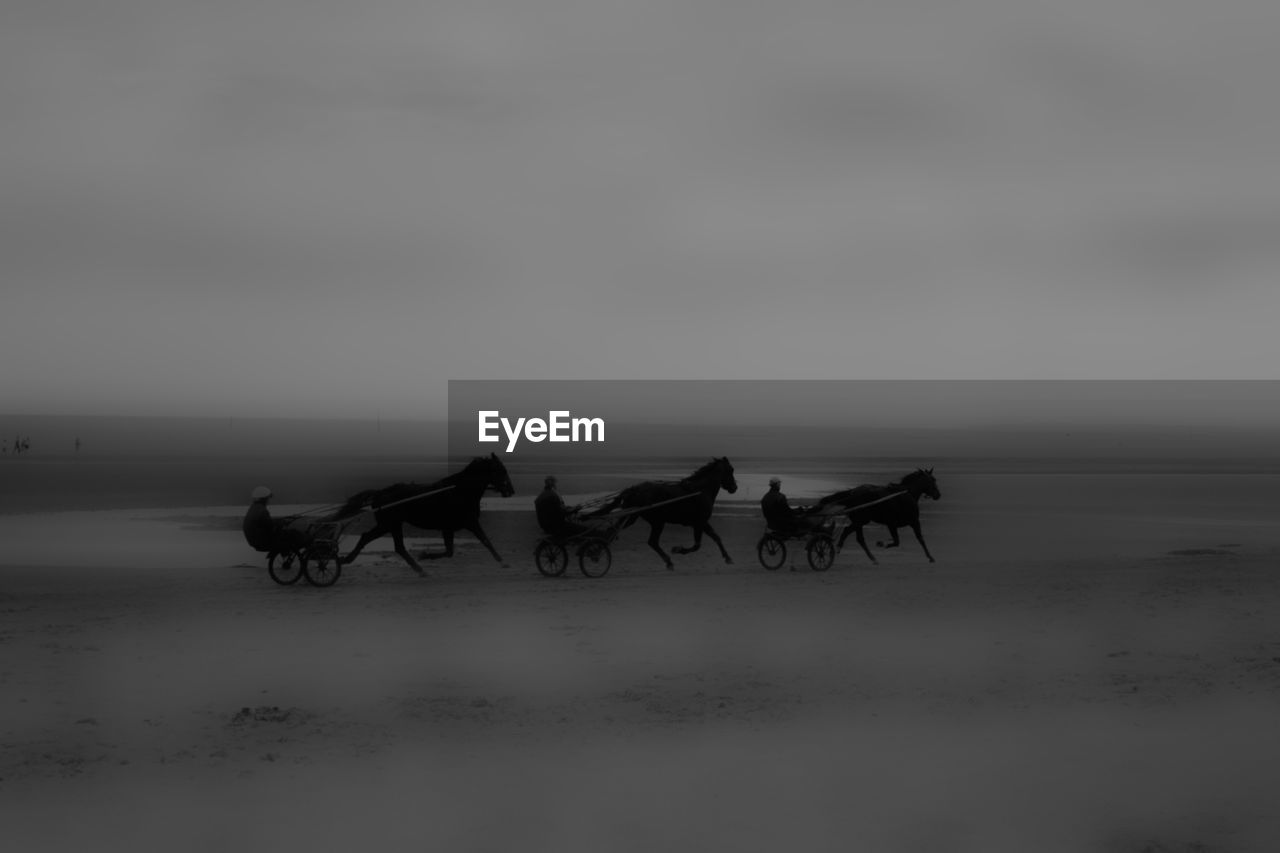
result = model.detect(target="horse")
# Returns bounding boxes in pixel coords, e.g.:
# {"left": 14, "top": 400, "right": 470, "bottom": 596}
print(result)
{"left": 816, "top": 468, "right": 941, "bottom": 564}
{"left": 585, "top": 457, "right": 738, "bottom": 570}
{"left": 331, "top": 453, "right": 515, "bottom": 576}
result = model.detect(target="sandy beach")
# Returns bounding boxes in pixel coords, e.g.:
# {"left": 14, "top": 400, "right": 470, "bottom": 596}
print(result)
{"left": 3, "top": 457, "right": 1280, "bottom": 853}
{"left": 8, "top": 0, "right": 1280, "bottom": 843}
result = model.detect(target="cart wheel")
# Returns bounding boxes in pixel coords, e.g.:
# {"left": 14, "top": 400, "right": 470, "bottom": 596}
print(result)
{"left": 756, "top": 533, "right": 787, "bottom": 570}
{"left": 806, "top": 534, "right": 835, "bottom": 572}
{"left": 578, "top": 538, "right": 612, "bottom": 578}
{"left": 534, "top": 540, "right": 569, "bottom": 577}
{"left": 267, "top": 550, "right": 304, "bottom": 585}
{"left": 303, "top": 554, "right": 342, "bottom": 587}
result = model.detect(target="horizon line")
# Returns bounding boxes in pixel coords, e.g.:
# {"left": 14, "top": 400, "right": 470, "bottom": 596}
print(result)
{"left": 5, "top": 412, "right": 1280, "bottom": 431}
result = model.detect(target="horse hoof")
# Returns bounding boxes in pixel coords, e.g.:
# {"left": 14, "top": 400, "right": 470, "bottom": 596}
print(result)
{"left": 724, "top": 558, "right": 734, "bottom": 565}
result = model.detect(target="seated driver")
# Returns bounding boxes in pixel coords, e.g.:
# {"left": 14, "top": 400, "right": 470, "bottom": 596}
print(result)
{"left": 242, "top": 486, "right": 311, "bottom": 554}
{"left": 534, "top": 476, "right": 594, "bottom": 540}
{"left": 760, "top": 477, "right": 820, "bottom": 536}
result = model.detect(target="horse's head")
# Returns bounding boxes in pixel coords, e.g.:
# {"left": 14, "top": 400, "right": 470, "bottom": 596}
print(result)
{"left": 905, "top": 467, "right": 940, "bottom": 500}
{"left": 718, "top": 456, "right": 738, "bottom": 494}
{"left": 683, "top": 457, "right": 737, "bottom": 494}
{"left": 485, "top": 453, "right": 515, "bottom": 497}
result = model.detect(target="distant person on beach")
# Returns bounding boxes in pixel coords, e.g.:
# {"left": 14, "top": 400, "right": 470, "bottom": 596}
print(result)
{"left": 242, "top": 486, "right": 310, "bottom": 555}
{"left": 761, "top": 477, "right": 818, "bottom": 536}
{"left": 535, "top": 476, "right": 592, "bottom": 539}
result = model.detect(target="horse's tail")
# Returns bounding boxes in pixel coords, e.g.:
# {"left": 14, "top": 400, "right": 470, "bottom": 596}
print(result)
{"left": 330, "top": 489, "right": 379, "bottom": 521}
{"left": 616, "top": 513, "right": 642, "bottom": 530}
{"left": 581, "top": 489, "right": 628, "bottom": 519}
{"left": 817, "top": 488, "right": 856, "bottom": 509}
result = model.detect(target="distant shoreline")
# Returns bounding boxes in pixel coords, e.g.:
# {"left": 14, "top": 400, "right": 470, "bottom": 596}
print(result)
{"left": 1, "top": 412, "right": 1278, "bottom": 460}
{"left": 2, "top": 451, "right": 1279, "bottom": 517}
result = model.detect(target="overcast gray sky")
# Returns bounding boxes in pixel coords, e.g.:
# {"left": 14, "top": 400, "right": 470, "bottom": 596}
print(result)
{"left": 4, "top": 0, "right": 1279, "bottom": 419}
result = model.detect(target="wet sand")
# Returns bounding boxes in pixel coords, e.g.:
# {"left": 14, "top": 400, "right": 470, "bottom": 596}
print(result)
{"left": 3, "top": 482, "right": 1280, "bottom": 852}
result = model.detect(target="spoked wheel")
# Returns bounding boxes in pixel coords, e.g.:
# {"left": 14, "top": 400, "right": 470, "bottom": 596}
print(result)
{"left": 534, "top": 540, "right": 569, "bottom": 577}
{"left": 806, "top": 534, "right": 836, "bottom": 572}
{"left": 757, "top": 533, "right": 787, "bottom": 571}
{"left": 267, "top": 550, "right": 305, "bottom": 585}
{"left": 303, "top": 554, "right": 342, "bottom": 587}
{"left": 578, "top": 538, "right": 612, "bottom": 578}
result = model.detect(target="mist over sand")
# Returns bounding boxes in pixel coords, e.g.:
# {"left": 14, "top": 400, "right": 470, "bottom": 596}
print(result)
{"left": 4, "top": 437, "right": 1280, "bottom": 851}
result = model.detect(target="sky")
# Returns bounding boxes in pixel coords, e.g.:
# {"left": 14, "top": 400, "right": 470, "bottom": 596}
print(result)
{"left": 3, "top": 0, "right": 1280, "bottom": 420}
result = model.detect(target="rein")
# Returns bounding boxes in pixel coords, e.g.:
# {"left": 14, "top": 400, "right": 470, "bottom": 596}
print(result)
{"left": 813, "top": 489, "right": 909, "bottom": 517}
{"left": 372, "top": 485, "right": 456, "bottom": 513}
{"left": 602, "top": 492, "right": 700, "bottom": 519}
{"left": 282, "top": 484, "right": 458, "bottom": 524}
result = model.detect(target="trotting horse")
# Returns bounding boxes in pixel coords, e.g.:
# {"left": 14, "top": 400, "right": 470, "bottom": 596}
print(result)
{"left": 816, "top": 468, "right": 941, "bottom": 564}
{"left": 332, "top": 454, "right": 515, "bottom": 576}
{"left": 585, "top": 457, "right": 738, "bottom": 570}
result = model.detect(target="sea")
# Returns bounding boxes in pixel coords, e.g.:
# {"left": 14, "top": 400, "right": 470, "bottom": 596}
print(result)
{"left": 1, "top": 415, "right": 1278, "bottom": 561}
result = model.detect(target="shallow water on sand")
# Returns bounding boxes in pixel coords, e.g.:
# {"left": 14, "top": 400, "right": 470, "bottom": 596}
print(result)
{"left": 2, "top": 453, "right": 1277, "bottom": 569}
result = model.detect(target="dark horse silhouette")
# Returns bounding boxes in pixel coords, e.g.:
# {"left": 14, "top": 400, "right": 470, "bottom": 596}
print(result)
{"left": 332, "top": 454, "right": 515, "bottom": 576}
{"left": 585, "top": 457, "right": 738, "bottom": 570}
{"left": 816, "top": 468, "right": 941, "bottom": 564}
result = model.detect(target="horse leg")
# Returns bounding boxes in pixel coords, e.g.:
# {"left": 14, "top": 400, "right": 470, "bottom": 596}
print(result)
{"left": 909, "top": 521, "right": 936, "bottom": 563}
{"left": 695, "top": 521, "right": 733, "bottom": 565}
{"left": 341, "top": 523, "right": 388, "bottom": 566}
{"left": 390, "top": 525, "right": 426, "bottom": 577}
{"left": 879, "top": 526, "right": 903, "bottom": 550}
{"left": 672, "top": 525, "right": 701, "bottom": 556}
{"left": 645, "top": 520, "right": 674, "bottom": 570}
{"left": 465, "top": 523, "right": 509, "bottom": 567}
{"left": 420, "top": 529, "right": 456, "bottom": 560}
{"left": 851, "top": 524, "right": 877, "bottom": 565}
